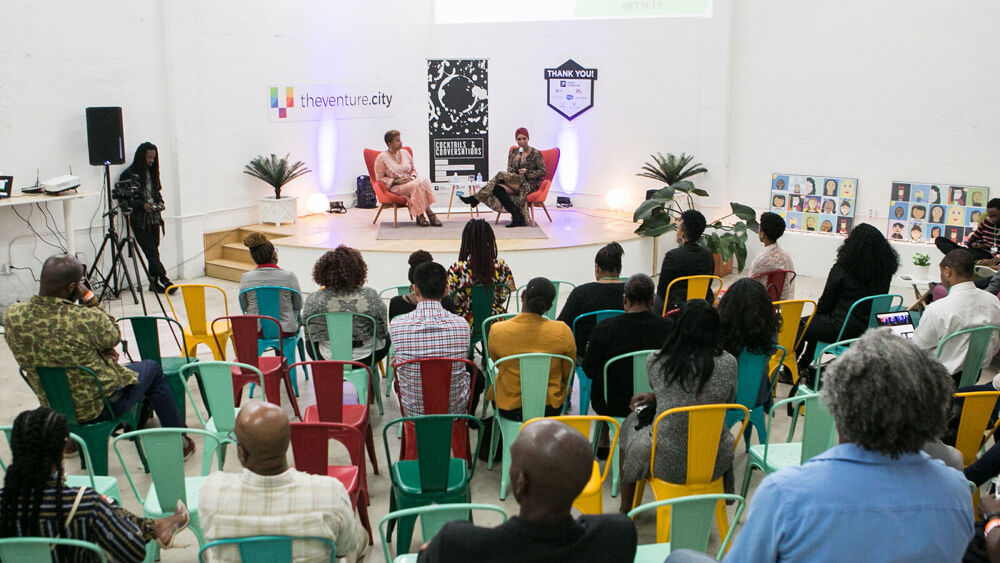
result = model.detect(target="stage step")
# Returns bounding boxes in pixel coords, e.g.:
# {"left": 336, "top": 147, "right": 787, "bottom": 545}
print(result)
{"left": 205, "top": 258, "right": 252, "bottom": 282}
{"left": 203, "top": 226, "right": 293, "bottom": 282}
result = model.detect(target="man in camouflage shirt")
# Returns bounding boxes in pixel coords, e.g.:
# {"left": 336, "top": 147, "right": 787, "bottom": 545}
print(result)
{"left": 3, "top": 254, "right": 193, "bottom": 456}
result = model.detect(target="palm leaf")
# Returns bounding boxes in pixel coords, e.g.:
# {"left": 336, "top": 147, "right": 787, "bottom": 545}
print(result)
{"left": 243, "top": 153, "right": 312, "bottom": 199}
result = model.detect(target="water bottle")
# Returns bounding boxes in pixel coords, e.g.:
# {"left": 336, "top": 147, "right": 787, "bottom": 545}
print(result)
{"left": 476, "top": 172, "right": 482, "bottom": 182}
{"left": 452, "top": 173, "right": 458, "bottom": 183}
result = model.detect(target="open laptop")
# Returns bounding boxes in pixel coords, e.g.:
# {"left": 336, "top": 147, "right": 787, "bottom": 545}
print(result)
{"left": 875, "top": 311, "right": 916, "bottom": 339}
{"left": 0, "top": 175, "right": 12, "bottom": 199}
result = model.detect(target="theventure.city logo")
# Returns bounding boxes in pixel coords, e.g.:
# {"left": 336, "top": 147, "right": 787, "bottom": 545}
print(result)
{"left": 270, "top": 87, "right": 294, "bottom": 119}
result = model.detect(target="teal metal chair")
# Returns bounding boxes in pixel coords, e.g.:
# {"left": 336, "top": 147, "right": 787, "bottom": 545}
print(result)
{"left": 379, "top": 285, "right": 412, "bottom": 398}
{"left": 937, "top": 325, "right": 1000, "bottom": 388}
{"left": 180, "top": 361, "right": 263, "bottom": 474}
{"left": 25, "top": 366, "right": 146, "bottom": 476}
{"left": 199, "top": 536, "right": 337, "bottom": 562}
{"left": 239, "top": 285, "right": 308, "bottom": 396}
{"left": 741, "top": 392, "right": 837, "bottom": 498}
{"left": 725, "top": 346, "right": 787, "bottom": 450}
{"left": 516, "top": 280, "right": 576, "bottom": 319}
{"left": 598, "top": 349, "right": 656, "bottom": 497}
{"left": 627, "top": 494, "right": 746, "bottom": 562}
{"left": 305, "top": 312, "right": 384, "bottom": 415}
{"left": 118, "top": 315, "right": 202, "bottom": 421}
{"left": 378, "top": 503, "right": 507, "bottom": 563}
{"left": 382, "top": 414, "right": 484, "bottom": 554}
{"left": 459, "top": 283, "right": 513, "bottom": 360}
{"left": 811, "top": 294, "right": 903, "bottom": 365}
{"left": 0, "top": 428, "right": 121, "bottom": 504}
{"left": 480, "top": 312, "right": 519, "bottom": 418}
{"left": 571, "top": 309, "right": 625, "bottom": 416}
{"left": 0, "top": 537, "right": 108, "bottom": 562}
{"left": 113, "top": 428, "right": 223, "bottom": 562}
{"left": 486, "top": 353, "right": 576, "bottom": 499}
{"left": 789, "top": 338, "right": 857, "bottom": 439}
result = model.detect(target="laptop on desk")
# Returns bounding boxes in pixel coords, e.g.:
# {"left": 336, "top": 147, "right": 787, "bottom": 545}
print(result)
{"left": 0, "top": 175, "right": 12, "bottom": 198}
{"left": 875, "top": 311, "right": 916, "bottom": 339}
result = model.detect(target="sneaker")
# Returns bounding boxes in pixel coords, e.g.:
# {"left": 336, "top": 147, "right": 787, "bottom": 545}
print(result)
{"left": 182, "top": 436, "right": 196, "bottom": 461}
{"left": 149, "top": 281, "right": 166, "bottom": 294}
{"left": 160, "top": 277, "right": 178, "bottom": 295}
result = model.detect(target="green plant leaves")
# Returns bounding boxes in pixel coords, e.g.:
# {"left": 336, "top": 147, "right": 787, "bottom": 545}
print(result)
{"left": 634, "top": 211, "right": 675, "bottom": 237}
{"left": 244, "top": 153, "right": 312, "bottom": 199}
{"left": 633, "top": 199, "right": 666, "bottom": 222}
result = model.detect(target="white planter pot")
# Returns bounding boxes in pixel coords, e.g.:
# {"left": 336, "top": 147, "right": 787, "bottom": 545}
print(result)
{"left": 913, "top": 264, "right": 931, "bottom": 280}
{"left": 258, "top": 196, "right": 299, "bottom": 226}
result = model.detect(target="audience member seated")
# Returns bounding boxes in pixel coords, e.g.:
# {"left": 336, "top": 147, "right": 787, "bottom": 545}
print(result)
{"left": 746, "top": 211, "right": 796, "bottom": 300}
{"left": 199, "top": 401, "right": 367, "bottom": 562}
{"left": 557, "top": 242, "right": 626, "bottom": 355}
{"left": 617, "top": 300, "right": 737, "bottom": 513}
{"left": 797, "top": 223, "right": 899, "bottom": 369}
{"left": 912, "top": 249, "right": 1000, "bottom": 385}
{"left": 936, "top": 198, "right": 1000, "bottom": 262}
{"left": 388, "top": 250, "right": 456, "bottom": 321}
{"left": 3, "top": 254, "right": 193, "bottom": 457}
{"left": 374, "top": 129, "right": 441, "bottom": 227}
{"left": 665, "top": 329, "right": 973, "bottom": 562}
{"left": 0, "top": 407, "right": 190, "bottom": 561}
{"left": 389, "top": 262, "right": 474, "bottom": 415}
{"left": 487, "top": 278, "right": 576, "bottom": 421}
{"left": 446, "top": 219, "right": 516, "bottom": 325}
{"left": 303, "top": 246, "right": 389, "bottom": 366}
{"left": 458, "top": 127, "right": 546, "bottom": 228}
{"left": 417, "top": 419, "right": 637, "bottom": 563}
{"left": 655, "top": 210, "right": 715, "bottom": 313}
{"left": 718, "top": 278, "right": 781, "bottom": 410}
{"left": 238, "top": 232, "right": 301, "bottom": 335}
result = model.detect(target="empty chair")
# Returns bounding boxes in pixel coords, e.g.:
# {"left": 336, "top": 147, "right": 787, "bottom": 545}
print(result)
{"left": 213, "top": 315, "right": 301, "bottom": 419}
{"left": 628, "top": 494, "right": 746, "bottom": 562}
{"left": 165, "top": 283, "right": 232, "bottom": 360}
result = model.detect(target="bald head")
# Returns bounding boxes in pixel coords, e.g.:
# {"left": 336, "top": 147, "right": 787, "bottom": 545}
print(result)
{"left": 234, "top": 401, "right": 290, "bottom": 475}
{"left": 509, "top": 419, "right": 593, "bottom": 520}
{"left": 39, "top": 254, "right": 84, "bottom": 298}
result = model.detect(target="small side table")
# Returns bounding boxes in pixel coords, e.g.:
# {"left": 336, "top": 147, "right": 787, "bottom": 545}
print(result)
{"left": 440, "top": 181, "right": 484, "bottom": 218}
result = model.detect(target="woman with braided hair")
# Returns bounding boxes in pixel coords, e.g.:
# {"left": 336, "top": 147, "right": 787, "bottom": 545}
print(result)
{"left": 446, "top": 219, "right": 516, "bottom": 324}
{"left": 0, "top": 407, "right": 189, "bottom": 561}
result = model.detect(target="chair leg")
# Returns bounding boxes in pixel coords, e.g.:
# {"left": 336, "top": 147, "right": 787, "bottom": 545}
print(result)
{"left": 740, "top": 461, "right": 756, "bottom": 498}
{"left": 393, "top": 205, "right": 398, "bottom": 228}
{"left": 540, "top": 202, "right": 552, "bottom": 222}
{"left": 495, "top": 211, "right": 501, "bottom": 225}
{"left": 357, "top": 494, "right": 374, "bottom": 545}
{"left": 282, "top": 372, "right": 302, "bottom": 420}
{"left": 373, "top": 205, "right": 384, "bottom": 225}
{"left": 365, "top": 423, "right": 379, "bottom": 474}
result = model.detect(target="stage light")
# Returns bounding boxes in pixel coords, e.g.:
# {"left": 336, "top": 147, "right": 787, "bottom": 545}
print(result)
{"left": 557, "top": 123, "right": 579, "bottom": 194}
{"left": 306, "top": 193, "right": 330, "bottom": 214}
{"left": 316, "top": 116, "right": 338, "bottom": 194}
{"left": 606, "top": 189, "right": 626, "bottom": 211}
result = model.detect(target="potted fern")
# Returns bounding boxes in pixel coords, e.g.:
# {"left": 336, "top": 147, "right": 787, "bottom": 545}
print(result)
{"left": 633, "top": 153, "right": 759, "bottom": 276}
{"left": 244, "top": 153, "right": 312, "bottom": 226}
{"left": 912, "top": 252, "right": 932, "bottom": 279}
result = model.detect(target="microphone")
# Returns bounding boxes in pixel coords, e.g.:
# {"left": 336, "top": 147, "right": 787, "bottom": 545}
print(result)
{"left": 518, "top": 147, "right": 524, "bottom": 154}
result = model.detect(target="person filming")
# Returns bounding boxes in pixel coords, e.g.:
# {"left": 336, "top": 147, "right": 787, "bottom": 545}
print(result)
{"left": 119, "top": 141, "right": 174, "bottom": 294}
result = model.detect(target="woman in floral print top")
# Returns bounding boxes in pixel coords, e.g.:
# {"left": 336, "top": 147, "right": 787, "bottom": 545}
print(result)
{"left": 447, "top": 219, "right": 516, "bottom": 324}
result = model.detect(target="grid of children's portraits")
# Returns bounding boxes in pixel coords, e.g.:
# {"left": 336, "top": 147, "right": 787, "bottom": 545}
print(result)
{"left": 769, "top": 174, "right": 858, "bottom": 235}
{"left": 886, "top": 182, "right": 989, "bottom": 244}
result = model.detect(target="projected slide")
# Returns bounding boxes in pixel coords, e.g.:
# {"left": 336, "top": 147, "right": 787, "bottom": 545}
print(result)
{"left": 434, "top": 0, "right": 712, "bottom": 24}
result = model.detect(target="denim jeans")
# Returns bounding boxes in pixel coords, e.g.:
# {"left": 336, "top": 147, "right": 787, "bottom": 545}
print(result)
{"left": 94, "top": 359, "right": 185, "bottom": 428}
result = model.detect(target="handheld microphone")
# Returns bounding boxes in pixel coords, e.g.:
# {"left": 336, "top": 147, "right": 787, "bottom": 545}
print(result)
{"left": 518, "top": 147, "right": 524, "bottom": 154}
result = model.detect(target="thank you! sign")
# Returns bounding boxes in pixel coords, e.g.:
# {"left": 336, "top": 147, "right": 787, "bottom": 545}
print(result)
{"left": 545, "top": 60, "right": 597, "bottom": 120}
{"left": 268, "top": 82, "right": 400, "bottom": 122}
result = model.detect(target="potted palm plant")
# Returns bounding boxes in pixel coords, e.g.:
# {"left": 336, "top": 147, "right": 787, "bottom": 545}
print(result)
{"left": 244, "top": 153, "right": 312, "bottom": 226}
{"left": 633, "top": 153, "right": 758, "bottom": 276}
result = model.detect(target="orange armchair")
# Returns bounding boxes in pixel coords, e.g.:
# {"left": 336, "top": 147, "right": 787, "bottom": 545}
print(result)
{"left": 495, "top": 147, "right": 560, "bottom": 226}
{"left": 363, "top": 147, "right": 413, "bottom": 228}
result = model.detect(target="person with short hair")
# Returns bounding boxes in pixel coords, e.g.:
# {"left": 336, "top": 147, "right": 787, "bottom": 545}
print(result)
{"left": 557, "top": 242, "right": 627, "bottom": 354}
{"left": 655, "top": 209, "right": 715, "bottom": 312}
{"left": 199, "top": 401, "right": 367, "bottom": 562}
{"left": 417, "top": 419, "right": 637, "bottom": 562}
{"left": 936, "top": 198, "right": 1000, "bottom": 261}
{"left": 374, "top": 129, "right": 440, "bottom": 227}
{"left": 389, "top": 261, "right": 472, "bottom": 415}
{"left": 238, "top": 232, "right": 301, "bottom": 335}
{"left": 746, "top": 211, "right": 796, "bottom": 300}
{"left": 388, "top": 250, "right": 456, "bottom": 321}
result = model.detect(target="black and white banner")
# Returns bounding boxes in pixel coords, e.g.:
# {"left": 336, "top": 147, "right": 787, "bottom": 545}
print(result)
{"left": 427, "top": 59, "right": 489, "bottom": 183}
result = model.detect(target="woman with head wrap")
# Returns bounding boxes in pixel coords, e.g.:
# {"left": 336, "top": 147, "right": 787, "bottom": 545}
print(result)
{"left": 459, "top": 127, "right": 545, "bottom": 228}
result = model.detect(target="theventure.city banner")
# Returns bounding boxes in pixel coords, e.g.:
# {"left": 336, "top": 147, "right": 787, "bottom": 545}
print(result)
{"left": 427, "top": 59, "right": 489, "bottom": 183}
{"left": 267, "top": 83, "right": 400, "bottom": 122}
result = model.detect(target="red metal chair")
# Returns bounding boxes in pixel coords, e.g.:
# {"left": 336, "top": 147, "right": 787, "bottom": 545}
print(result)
{"left": 363, "top": 147, "right": 413, "bottom": 228}
{"left": 392, "top": 358, "right": 478, "bottom": 466}
{"left": 292, "top": 360, "right": 379, "bottom": 496}
{"left": 751, "top": 269, "right": 797, "bottom": 301}
{"left": 495, "top": 147, "right": 560, "bottom": 226}
{"left": 211, "top": 315, "right": 301, "bottom": 420}
{"left": 289, "top": 421, "right": 373, "bottom": 544}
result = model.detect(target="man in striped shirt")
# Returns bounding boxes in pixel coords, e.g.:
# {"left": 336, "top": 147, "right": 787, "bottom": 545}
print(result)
{"left": 936, "top": 197, "right": 1000, "bottom": 263}
{"left": 389, "top": 261, "right": 472, "bottom": 415}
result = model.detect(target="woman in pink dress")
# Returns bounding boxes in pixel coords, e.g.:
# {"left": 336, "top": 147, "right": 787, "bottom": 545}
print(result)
{"left": 374, "top": 129, "right": 441, "bottom": 226}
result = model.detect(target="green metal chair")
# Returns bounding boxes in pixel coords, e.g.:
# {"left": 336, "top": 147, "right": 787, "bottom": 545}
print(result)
{"left": 789, "top": 338, "right": 857, "bottom": 440}
{"left": 239, "top": 286, "right": 308, "bottom": 396}
{"left": 112, "top": 428, "right": 223, "bottom": 562}
{"left": 380, "top": 284, "right": 413, "bottom": 397}
{"left": 571, "top": 310, "right": 625, "bottom": 416}
{"left": 305, "top": 312, "right": 384, "bottom": 415}
{"left": 725, "top": 346, "right": 787, "bottom": 450}
{"left": 486, "top": 353, "right": 576, "bottom": 499}
{"left": 199, "top": 535, "right": 337, "bottom": 562}
{"left": 118, "top": 315, "right": 202, "bottom": 421}
{"left": 937, "top": 325, "right": 1000, "bottom": 388}
{"left": 741, "top": 392, "right": 837, "bottom": 498}
{"left": 0, "top": 428, "right": 121, "bottom": 504}
{"left": 378, "top": 503, "right": 508, "bottom": 563}
{"left": 0, "top": 537, "right": 108, "bottom": 562}
{"left": 811, "top": 293, "right": 903, "bottom": 365}
{"left": 515, "top": 280, "right": 576, "bottom": 319}
{"left": 459, "top": 283, "right": 513, "bottom": 360}
{"left": 598, "top": 349, "right": 656, "bottom": 497}
{"left": 480, "top": 312, "right": 519, "bottom": 418}
{"left": 627, "top": 494, "right": 746, "bottom": 562}
{"left": 382, "top": 414, "right": 484, "bottom": 554}
{"left": 180, "top": 361, "right": 263, "bottom": 474}
{"left": 25, "top": 366, "right": 146, "bottom": 476}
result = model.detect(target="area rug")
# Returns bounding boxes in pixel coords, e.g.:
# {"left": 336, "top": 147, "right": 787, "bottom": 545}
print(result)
{"left": 376, "top": 218, "right": 548, "bottom": 240}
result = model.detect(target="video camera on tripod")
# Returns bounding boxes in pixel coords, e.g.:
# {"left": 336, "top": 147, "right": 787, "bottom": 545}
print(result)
{"left": 113, "top": 178, "right": 164, "bottom": 223}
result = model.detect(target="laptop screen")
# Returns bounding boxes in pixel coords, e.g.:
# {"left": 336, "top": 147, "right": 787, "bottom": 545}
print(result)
{"left": 0, "top": 175, "right": 12, "bottom": 198}
{"left": 876, "top": 311, "right": 915, "bottom": 339}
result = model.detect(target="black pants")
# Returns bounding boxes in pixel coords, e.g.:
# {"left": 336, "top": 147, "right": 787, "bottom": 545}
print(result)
{"left": 492, "top": 186, "right": 523, "bottom": 221}
{"left": 936, "top": 237, "right": 994, "bottom": 262}
{"left": 796, "top": 314, "right": 848, "bottom": 365}
{"left": 131, "top": 216, "right": 166, "bottom": 281}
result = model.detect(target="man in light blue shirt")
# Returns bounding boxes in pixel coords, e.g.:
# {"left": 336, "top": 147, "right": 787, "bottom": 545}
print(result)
{"left": 669, "top": 329, "right": 975, "bottom": 562}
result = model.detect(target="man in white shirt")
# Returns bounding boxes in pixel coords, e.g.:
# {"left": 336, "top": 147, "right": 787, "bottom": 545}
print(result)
{"left": 912, "top": 249, "right": 1000, "bottom": 384}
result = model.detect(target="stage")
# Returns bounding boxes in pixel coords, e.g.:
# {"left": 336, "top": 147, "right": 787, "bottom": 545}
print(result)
{"left": 206, "top": 207, "right": 654, "bottom": 292}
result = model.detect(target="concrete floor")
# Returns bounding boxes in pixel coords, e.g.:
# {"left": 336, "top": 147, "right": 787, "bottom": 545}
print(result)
{"left": 0, "top": 272, "right": 983, "bottom": 561}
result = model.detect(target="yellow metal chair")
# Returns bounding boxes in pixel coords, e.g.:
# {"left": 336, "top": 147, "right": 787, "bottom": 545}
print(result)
{"left": 770, "top": 299, "right": 816, "bottom": 385}
{"left": 522, "top": 415, "right": 620, "bottom": 514}
{"left": 954, "top": 391, "right": 1000, "bottom": 467}
{"left": 631, "top": 403, "right": 748, "bottom": 543}
{"left": 165, "top": 283, "right": 231, "bottom": 360}
{"left": 661, "top": 275, "right": 723, "bottom": 315}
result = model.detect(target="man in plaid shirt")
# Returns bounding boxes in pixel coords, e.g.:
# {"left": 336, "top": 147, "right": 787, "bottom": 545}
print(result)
{"left": 389, "top": 261, "right": 472, "bottom": 414}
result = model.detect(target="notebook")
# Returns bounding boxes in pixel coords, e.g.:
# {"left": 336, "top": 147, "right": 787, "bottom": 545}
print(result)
{"left": 875, "top": 311, "right": 916, "bottom": 339}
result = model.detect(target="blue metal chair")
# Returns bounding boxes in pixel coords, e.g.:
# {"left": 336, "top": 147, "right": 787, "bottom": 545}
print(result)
{"left": 726, "top": 346, "right": 787, "bottom": 450}
{"left": 1, "top": 428, "right": 122, "bottom": 504}
{"left": 239, "top": 286, "right": 307, "bottom": 396}
{"left": 571, "top": 309, "right": 624, "bottom": 415}
{"left": 0, "top": 538, "right": 108, "bottom": 562}
{"left": 811, "top": 294, "right": 903, "bottom": 365}
{"left": 199, "top": 536, "right": 337, "bottom": 562}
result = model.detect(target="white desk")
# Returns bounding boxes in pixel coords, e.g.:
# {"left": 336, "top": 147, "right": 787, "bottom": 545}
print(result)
{"left": 436, "top": 181, "right": 485, "bottom": 218}
{"left": 0, "top": 191, "right": 97, "bottom": 257}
